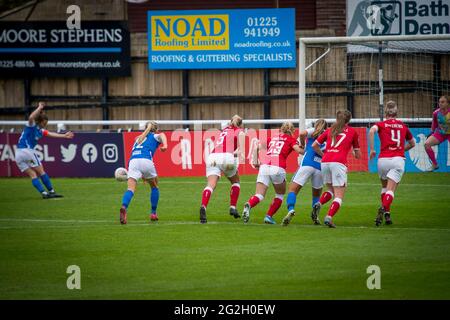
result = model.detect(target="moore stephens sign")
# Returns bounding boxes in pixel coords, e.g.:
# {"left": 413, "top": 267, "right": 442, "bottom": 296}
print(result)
{"left": 0, "top": 21, "right": 131, "bottom": 77}
{"left": 147, "top": 8, "right": 296, "bottom": 70}
{"left": 347, "top": 0, "right": 450, "bottom": 37}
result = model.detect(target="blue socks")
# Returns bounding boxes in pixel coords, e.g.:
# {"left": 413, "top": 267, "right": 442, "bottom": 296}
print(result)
{"left": 286, "top": 193, "right": 320, "bottom": 211}
{"left": 287, "top": 192, "right": 297, "bottom": 212}
{"left": 31, "top": 178, "right": 45, "bottom": 194}
{"left": 312, "top": 196, "right": 320, "bottom": 208}
{"left": 151, "top": 187, "right": 159, "bottom": 213}
{"left": 122, "top": 190, "right": 134, "bottom": 208}
{"left": 40, "top": 173, "right": 53, "bottom": 192}
{"left": 122, "top": 188, "right": 159, "bottom": 213}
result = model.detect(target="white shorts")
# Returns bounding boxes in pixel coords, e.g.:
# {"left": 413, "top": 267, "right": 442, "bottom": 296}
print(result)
{"left": 206, "top": 153, "right": 238, "bottom": 178}
{"left": 15, "top": 148, "right": 41, "bottom": 172}
{"left": 128, "top": 158, "right": 157, "bottom": 181}
{"left": 321, "top": 162, "right": 348, "bottom": 187}
{"left": 377, "top": 157, "right": 405, "bottom": 184}
{"left": 292, "top": 165, "right": 323, "bottom": 189}
{"left": 256, "top": 164, "right": 286, "bottom": 186}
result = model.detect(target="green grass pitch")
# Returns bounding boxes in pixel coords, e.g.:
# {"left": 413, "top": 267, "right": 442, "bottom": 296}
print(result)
{"left": 0, "top": 172, "right": 449, "bottom": 300}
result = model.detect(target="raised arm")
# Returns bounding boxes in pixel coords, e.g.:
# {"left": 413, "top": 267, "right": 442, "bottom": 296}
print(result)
{"left": 159, "top": 132, "right": 168, "bottom": 152}
{"left": 28, "top": 102, "right": 45, "bottom": 125}
{"left": 298, "top": 129, "right": 308, "bottom": 149}
{"left": 46, "top": 131, "right": 74, "bottom": 139}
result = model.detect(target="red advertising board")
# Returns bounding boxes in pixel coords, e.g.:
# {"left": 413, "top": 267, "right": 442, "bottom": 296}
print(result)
{"left": 122, "top": 128, "right": 368, "bottom": 177}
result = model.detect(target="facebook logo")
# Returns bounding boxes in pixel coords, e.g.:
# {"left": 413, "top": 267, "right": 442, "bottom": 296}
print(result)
{"left": 81, "top": 143, "right": 98, "bottom": 163}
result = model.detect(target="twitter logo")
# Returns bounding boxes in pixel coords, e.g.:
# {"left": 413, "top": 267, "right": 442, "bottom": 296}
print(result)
{"left": 61, "top": 144, "right": 77, "bottom": 163}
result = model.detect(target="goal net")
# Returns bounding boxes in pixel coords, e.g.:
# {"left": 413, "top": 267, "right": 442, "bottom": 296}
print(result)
{"left": 299, "top": 35, "right": 450, "bottom": 172}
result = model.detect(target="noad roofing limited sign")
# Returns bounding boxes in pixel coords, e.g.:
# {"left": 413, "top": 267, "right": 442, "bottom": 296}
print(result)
{"left": 147, "top": 9, "right": 296, "bottom": 70}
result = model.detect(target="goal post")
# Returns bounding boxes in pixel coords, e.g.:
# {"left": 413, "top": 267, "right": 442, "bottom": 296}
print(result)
{"left": 298, "top": 34, "right": 450, "bottom": 130}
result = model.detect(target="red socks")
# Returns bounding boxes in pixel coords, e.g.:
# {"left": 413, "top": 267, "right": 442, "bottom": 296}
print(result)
{"left": 248, "top": 194, "right": 264, "bottom": 208}
{"left": 320, "top": 191, "right": 333, "bottom": 205}
{"left": 230, "top": 183, "right": 240, "bottom": 207}
{"left": 381, "top": 188, "right": 387, "bottom": 204}
{"left": 382, "top": 191, "right": 394, "bottom": 212}
{"left": 267, "top": 195, "right": 283, "bottom": 217}
{"left": 327, "top": 198, "right": 342, "bottom": 217}
{"left": 201, "top": 187, "right": 213, "bottom": 208}
{"left": 425, "top": 145, "right": 437, "bottom": 166}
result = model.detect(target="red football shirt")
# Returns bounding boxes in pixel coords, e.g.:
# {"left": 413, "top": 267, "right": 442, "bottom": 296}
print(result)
{"left": 316, "top": 126, "right": 360, "bottom": 166}
{"left": 261, "top": 133, "right": 299, "bottom": 169}
{"left": 212, "top": 126, "right": 243, "bottom": 154}
{"left": 376, "top": 119, "right": 413, "bottom": 158}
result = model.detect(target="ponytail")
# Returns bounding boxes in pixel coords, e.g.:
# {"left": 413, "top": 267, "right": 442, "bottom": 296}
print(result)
{"left": 312, "top": 119, "right": 327, "bottom": 139}
{"left": 230, "top": 114, "right": 243, "bottom": 128}
{"left": 330, "top": 110, "right": 351, "bottom": 142}
{"left": 280, "top": 121, "right": 295, "bottom": 136}
{"left": 136, "top": 121, "right": 158, "bottom": 145}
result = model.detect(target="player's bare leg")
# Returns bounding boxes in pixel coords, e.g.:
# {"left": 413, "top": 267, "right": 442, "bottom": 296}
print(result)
{"left": 227, "top": 173, "right": 241, "bottom": 219}
{"left": 264, "top": 181, "right": 285, "bottom": 224}
{"left": 120, "top": 178, "right": 137, "bottom": 225}
{"left": 200, "top": 175, "right": 219, "bottom": 224}
{"left": 243, "top": 182, "right": 268, "bottom": 224}
{"left": 148, "top": 177, "right": 159, "bottom": 221}
{"left": 311, "top": 187, "right": 323, "bottom": 225}
{"left": 282, "top": 182, "right": 301, "bottom": 226}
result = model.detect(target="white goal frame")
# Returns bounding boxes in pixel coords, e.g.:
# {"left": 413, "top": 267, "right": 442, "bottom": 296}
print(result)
{"left": 298, "top": 34, "right": 450, "bottom": 131}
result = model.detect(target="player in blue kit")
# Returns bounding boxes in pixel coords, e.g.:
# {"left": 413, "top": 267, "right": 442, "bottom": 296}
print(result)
{"left": 282, "top": 119, "right": 328, "bottom": 226}
{"left": 119, "top": 121, "right": 168, "bottom": 224}
{"left": 15, "top": 102, "right": 74, "bottom": 199}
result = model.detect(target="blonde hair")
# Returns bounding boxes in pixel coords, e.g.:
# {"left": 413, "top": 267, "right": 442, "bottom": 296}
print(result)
{"left": 230, "top": 115, "right": 243, "bottom": 128}
{"left": 136, "top": 121, "right": 158, "bottom": 144}
{"left": 331, "top": 110, "right": 352, "bottom": 141}
{"left": 439, "top": 95, "right": 449, "bottom": 103}
{"left": 385, "top": 100, "right": 398, "bottom": 118}
{"left": 280, "top": 122, "right": 295, "bottom": 136}
{"left": 312, "top": 119, "right": 328, "bottom": 138}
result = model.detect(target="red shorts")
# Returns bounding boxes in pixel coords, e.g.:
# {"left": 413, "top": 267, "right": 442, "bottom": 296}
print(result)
{"left": 432, "top": 131, "right": 450, "bottom": 143}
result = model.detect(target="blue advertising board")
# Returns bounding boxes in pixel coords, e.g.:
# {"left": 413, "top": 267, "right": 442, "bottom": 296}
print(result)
{"left": 368, "top": 128, "right": 450, "bottom": 173}
{"left": 147, "top": 8, "right": 296, "bottom": 70}
{"left": 0, "top": 133, "right": 125, "bottom": 177}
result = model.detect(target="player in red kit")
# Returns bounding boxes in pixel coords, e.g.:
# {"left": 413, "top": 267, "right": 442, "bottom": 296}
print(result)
{"left": 199, "top": 115, "right": 245, "bottom": 224}
{"left": 242, "top": 122, "right": 303, "bottom": 224}
{"left": 369, "top": 101, "right": 415, "bottom": 226}
{"left": 312, "top": 110, "right": 361, "bottom": 228}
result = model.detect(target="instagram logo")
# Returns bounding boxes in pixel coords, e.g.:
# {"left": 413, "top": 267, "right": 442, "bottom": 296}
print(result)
{"left": 103, "top": 144, "right": 118, "bottom": 163}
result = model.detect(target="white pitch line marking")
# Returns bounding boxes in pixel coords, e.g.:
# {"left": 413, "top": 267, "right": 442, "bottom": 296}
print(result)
{"left": 0, "top": 218, "right": 449, "bottom": 232}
